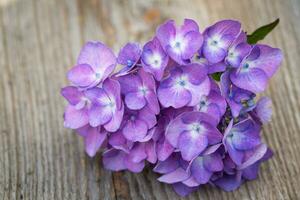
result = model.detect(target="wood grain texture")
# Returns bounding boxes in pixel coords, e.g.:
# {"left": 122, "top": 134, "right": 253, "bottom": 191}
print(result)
{"left": 0, "top": 0, "right": 300, "bottom": 199}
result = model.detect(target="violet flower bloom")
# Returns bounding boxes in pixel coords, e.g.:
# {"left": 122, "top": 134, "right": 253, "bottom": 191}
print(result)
{"left": 77, "top": 125, "right": 108, "bottom": 157}
{"left": 202, "top": 20, "right": 241, "bottom": 64}
{"left": 230, "top": 44, "right": 283, "bottom": 93}
{"left": 156, "top": 19, "right": 203, "bottom": 65}
{"left": 118, "top": 69, "right": 160, "bottom": 114}
{"left": 141, "top": 37, "right": 169, "bottom": 81}
{"left": 61, "top": 78, "right": 124, "bottom": 131}
{"left": 225, "top": 31, "right": 251, "bottom": 68}
{"left": 115, "top": 42, "right": 141, "bottom": 76}
{"left": 194, "top": 79, "right": 227, "bottom": 124}
{"left": 214, "top": 145, "right": 271, "bottom": 191}
{"left": 166, "top": 111, "right": 223, "bottom": 161}
{"left": 158, "top": 63, "right": 210, "bottom": 108}
{"left": 85, "top": 78, "right": 124, "bottom": 131}
{"left": 67, "top": 42, "right": 116, "bottom": 88}
{"left": 221, "top": 71, "right": 255, "bottom": 117}
{"left": 121, "top": 106, "right": 157, "bottom": 142}
{"left": 223, "top": 119, "right": 262, "bottom": 165}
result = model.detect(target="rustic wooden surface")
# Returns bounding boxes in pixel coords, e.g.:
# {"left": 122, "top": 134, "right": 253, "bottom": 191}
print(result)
{"left": 0, "top": 0, "right": 300, "bottom": 199}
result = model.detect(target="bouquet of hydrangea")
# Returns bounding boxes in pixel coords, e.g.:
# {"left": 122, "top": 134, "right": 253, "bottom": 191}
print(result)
{"left": 61, "top": 19, "right": 283, "bottom": 196}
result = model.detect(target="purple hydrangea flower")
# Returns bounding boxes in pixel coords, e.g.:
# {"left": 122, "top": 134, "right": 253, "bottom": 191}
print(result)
{"left": 119, "top": 69, "right": 160, "bottom": 114}
{"left": 225, "top": 31, "right": 251, "bottom": 67}
{"left": 166, "top": 111, "right": 223, "bottom": 161}
{"left": 156, "top": 19, "right": 203, "bottom": 65}
{"left": 202, "top": 20, "right": 241, "bottom": 64}
{"left": 223, "top": 119, "right": 262, "bottom": 165}
{"left": 141, "top": 37, "right": 169, "bottom": 81}
{"left": 61, "top": 78, "right": 124, "bottom": 131}
{"left": 115, "top": 42, "right": 141, "bottom": 76}
{"left": 194, "top": 79, "right": 227, "bottom": 124}
{"left": 158, "top": 63, "right": 210, "bottom": 108}
{"left": 214, "top": 145, "right": 271, "bottom": 191}
{"left": 120, "top": 106, "right": 157, "bottom": 142}
{"left": 221, "top": 71, "right": 255, "bottom": 117}
{"left": 67, "top": 42, "right": 116, "bottom": 88}
{"left": 230, "top": 44, "right": 283, "bottom": 93}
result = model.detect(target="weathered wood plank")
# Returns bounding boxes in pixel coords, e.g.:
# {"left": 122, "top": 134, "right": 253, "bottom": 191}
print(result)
{"left": 0, "top": 0, "right": 300, "bottom": 199}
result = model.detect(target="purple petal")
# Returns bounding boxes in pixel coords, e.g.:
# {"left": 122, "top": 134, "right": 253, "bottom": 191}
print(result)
{"left": 61, "top": 86, "right": 83, "bottom": 105}
{"left": 238, "top": 143, "right": 267, "bottom": 170}
{"left": 241, "top": 44, "right": 283, "bottom": 78}
{"left": 191, "top": 157, "right": 213, "bottom": 184}
{"left": 108, "top": 131, "right": 129, "bottom": 152}
{"left": 64, "top": 105, "right": 89, "bottom": 129}
{"left": 88, "top": 104, "right": 112, "bottom": 127}
{"left": 84, "top": 127, "right": 107, "bottom": 157}
{"left": 157, "top": 138, "right": 174, "bottom": 161}
{"left": 77, "top": 42, "right": 116, "bottom": 81}
{"left": 254, "top": 97, "right": 272, "bottom": 124}
{"left": 154, "top": 154, "right": 179, "bottom": 174}
{"left": 182, "top": 176, "right": 200, "bottom": 187}
{"left": 117, "top": 42, "right": 141, "bottom": 66}
{"left": 231, "top": 119, "right": 261, "bottom": 150}
{"left": 242, "top": 162, "right": 260, "bottom": 180}
{"left": 158, "top": 86, "right": 191, "bottom": 108}
{"left": 103, "top": 78, "right": 122, "bottom": 109}
{"left": 178, "top": 131, "right": 208, "bottom": 161}
{"left": 158, "top": 167, "right": 189, "bottom": 184}
{"left": 102, "top": 149, "right": 127, "bottom": 171}
{"left": 138, "top": 106, "right": 157, "bottom": 129}
{"left": 203, "top": 153, "right": 223, "bottom": 172}
{"left": 208, "top": 62, "right": 227, "bottom": 74}
{"left": 67, "top": 64, "right": 96, "bottom": 87}
{"left": 187, "top": 76, "right": 211, "bottom": 106}
{"left": 103, "top": 103, "right": 124, "bottom": 132}
{"left": 125, "top": 92, "right": 146, "bottom": 110}
{"left": 118, "top": 74, "right": 141, "bottom": 94}
{"left": 122, "top": 119, "right": 148, "bottom": 142}
{"left": 226, "top": 139, "right": 244, "bottom": 165}
{"left": 145, "top": 91, "right": 160, "bottom": 114}
{"left": 145, "top": 141, "right": 157, "bottom": 164}
{"left": 127, "top": 143, "right": 147, "bottom": 163}
{"left": 230, "top": 68, "right": 268, "bottom": 93}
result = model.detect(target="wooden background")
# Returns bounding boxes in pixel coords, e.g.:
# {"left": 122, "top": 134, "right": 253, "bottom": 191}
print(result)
{"left": 0, "top": 0, "right": 300, "bottom": 199}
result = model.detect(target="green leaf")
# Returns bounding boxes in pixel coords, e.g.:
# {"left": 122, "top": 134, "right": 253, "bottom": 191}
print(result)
{"left": 211, "top": 72, "right": 222, "bottom": 82}
{"left": 247, "top": 18, "right": 279, "bottom": 44}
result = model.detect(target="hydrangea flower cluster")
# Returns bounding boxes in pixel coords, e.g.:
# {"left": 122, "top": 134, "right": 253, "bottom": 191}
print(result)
{"left": 61, "top": 19, "right": 282, "bottom": 196}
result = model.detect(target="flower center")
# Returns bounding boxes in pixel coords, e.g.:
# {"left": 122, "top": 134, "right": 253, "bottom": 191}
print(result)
{"left": 175, "top": 41, "right": 181, "bottom": 48}
{"left": 190, "top": 123, "right": 203, "bottom": 134}
{"left": 139, "top": 86, "right": 148, "bottom": 96}
{"left": 95, "top": 73, "right": 101, "bottom": 79}
{"left": 127, "top": 59, "right": 133, "bottom": 67}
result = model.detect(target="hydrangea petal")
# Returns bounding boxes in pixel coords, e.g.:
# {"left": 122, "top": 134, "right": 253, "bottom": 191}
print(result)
{"left": 102, "top": 149, "right": 127, "bottom": 171}
{"left": 64, "top": 105, "right": 89, "bottom": 129}
{"left": 158, "top": 167, "right": 189, "bottom": 184}
{"left": 84, "top": 127, "right": 107, "bottom": 157}
{"left": 67, "top": 64, "right": 96, "bottom": 87}
{"left": 178, "top": 131, "right": 208, "bottom": 161}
